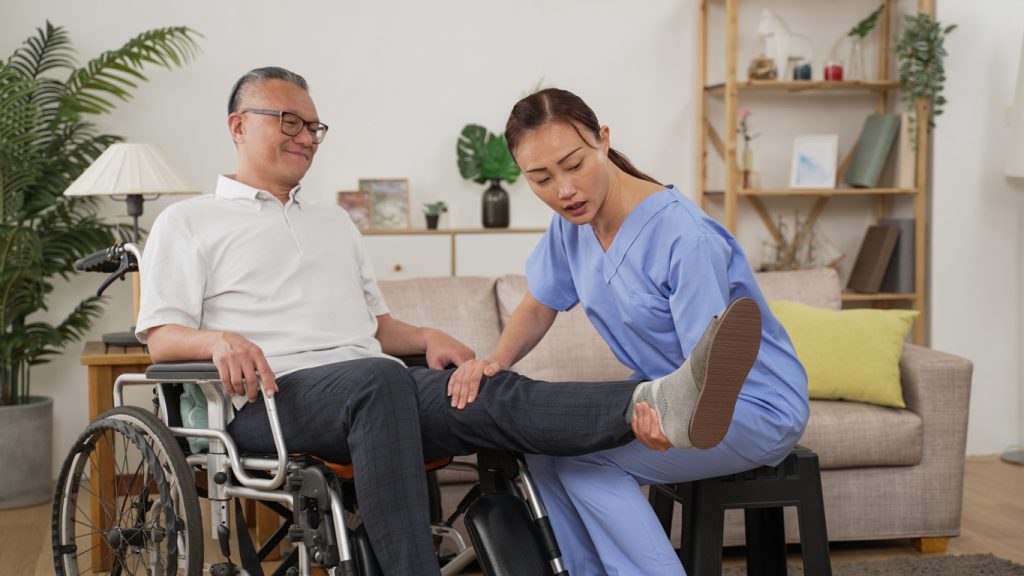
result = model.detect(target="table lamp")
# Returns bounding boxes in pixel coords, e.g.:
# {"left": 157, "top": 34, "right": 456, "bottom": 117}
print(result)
{"left": 63, "top": 143, "right": 199, "bottom": 346}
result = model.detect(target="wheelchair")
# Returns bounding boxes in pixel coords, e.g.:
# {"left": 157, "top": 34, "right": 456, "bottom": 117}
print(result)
{"left": 52, "top": 243, "right": 569, "bottom": 576}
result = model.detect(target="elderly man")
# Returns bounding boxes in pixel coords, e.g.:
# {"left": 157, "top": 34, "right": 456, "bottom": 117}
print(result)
{"left": 137, "top": 67, "right": 753, "bottom": 575}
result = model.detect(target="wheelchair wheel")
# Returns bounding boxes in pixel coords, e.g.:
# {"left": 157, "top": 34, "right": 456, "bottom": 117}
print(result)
{"left": 52, "top": 406, "right": 203, "bottom": 575}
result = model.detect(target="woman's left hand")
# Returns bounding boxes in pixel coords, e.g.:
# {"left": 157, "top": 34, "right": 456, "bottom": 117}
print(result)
{"left": 632, "top": 402, "right": 672, "bottom": 451}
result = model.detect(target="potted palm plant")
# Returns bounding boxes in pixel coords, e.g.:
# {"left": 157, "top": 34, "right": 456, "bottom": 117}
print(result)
{"left": 456, "top": 124, "right": 520, "bottom": 228}
{"left": 0, "top": 21, "right": 200, "bottom": 508}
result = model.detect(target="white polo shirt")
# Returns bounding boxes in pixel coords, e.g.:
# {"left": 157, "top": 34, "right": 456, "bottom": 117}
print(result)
{"left": 137, "top": 175, "right": 398, "bottom": 406}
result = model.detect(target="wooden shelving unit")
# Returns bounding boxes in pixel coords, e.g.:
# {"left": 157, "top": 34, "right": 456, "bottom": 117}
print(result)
{"left": 697, "top": 0, "right": 932, "bottom": 344}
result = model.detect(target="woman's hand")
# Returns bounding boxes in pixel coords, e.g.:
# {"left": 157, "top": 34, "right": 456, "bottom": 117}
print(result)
{"left": 447, "top": 358, "right": 506, "bottom": 409}
{"left": 632, "top": 402, "right": 672, "bottom": 451}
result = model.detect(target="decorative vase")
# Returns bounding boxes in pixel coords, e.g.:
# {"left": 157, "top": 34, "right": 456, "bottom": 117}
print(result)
{"left": 0, "top": 396, "right": 53, "bottom": 509}
{"left": 425, "top": 213, "right": 439, "bottom": 230}
{"left": 741, "top": 148, "right": 753, "bottom": 189}
{"left": 847, "top": 36, "right": 866, "bottom": 80}
{"left": 482, "top": 179, "right": 510, "bottom": 228}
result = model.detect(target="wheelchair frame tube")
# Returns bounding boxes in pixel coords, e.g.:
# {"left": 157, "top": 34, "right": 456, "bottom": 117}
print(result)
{"left": 516, "top": 455, "right": 568, "bottom": 576}
{"left": 114, "top": 373, "right": 289, "bottom": 490}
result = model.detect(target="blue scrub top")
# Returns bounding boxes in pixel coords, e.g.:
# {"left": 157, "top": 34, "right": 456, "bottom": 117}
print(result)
{"left": 526, "top": 186, "right": 808, "bottom": 446}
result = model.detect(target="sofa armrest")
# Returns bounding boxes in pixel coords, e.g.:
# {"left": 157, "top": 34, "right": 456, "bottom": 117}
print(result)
{"left": 899, "top": 343, "right": 973, "bottom": 466}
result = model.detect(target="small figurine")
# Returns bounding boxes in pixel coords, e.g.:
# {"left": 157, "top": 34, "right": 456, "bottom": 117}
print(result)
{"left": 758, "top": 10, "right": 814, "bottom": 81}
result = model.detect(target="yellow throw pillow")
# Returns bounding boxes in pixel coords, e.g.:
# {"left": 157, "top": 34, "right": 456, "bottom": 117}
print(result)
{"left": 768, "top": 300, "right": 918, "bottom": 409}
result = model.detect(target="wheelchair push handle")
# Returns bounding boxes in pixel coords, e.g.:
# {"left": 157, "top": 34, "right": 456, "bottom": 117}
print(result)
{"left": 74, "top": 242, "right": 142, "bottom": 297}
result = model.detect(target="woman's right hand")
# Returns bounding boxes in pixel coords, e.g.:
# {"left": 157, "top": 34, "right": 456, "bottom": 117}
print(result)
{"left": 447, "top": 358, "right": 506, "bottom": 409}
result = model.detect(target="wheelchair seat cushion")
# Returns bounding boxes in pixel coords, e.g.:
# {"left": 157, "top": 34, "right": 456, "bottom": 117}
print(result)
{"left": 180, "top": 383, "right": 210, "bottom": 453}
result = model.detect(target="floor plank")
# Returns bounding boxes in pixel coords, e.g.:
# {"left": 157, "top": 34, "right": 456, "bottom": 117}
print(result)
{"left": 11, "top": 458, "right": 1024, "bottom": 575}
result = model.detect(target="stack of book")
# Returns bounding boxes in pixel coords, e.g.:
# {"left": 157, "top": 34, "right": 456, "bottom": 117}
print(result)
{"left": 847, "top": 220, "right": 915, "bottom": 294}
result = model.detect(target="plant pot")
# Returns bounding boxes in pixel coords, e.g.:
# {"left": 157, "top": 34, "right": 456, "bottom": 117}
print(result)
{"left": 425, "top": 213, "right": 440, "bottom": 229}
{"left": 0, "top": 395, "right": 53, "bottom": 509}
{"left": 482, "top": 179, "right": 510, "bottom": 228}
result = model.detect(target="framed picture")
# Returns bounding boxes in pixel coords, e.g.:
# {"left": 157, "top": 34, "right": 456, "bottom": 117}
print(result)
{"left": 360, "top": 178, "right": 409, "bottom": 229}
{"left": 790, "top": 135, "right": 839, "bottom": 189}
{"left": 336, "top": 190, "right": 371, "bottom": 230}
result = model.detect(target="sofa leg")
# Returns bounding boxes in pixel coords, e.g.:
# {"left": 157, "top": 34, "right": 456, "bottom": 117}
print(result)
{"left": 912, "top": 537, "right": 950, "bottom": 553}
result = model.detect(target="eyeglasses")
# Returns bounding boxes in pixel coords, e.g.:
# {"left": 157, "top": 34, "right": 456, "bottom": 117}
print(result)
{"left": 241, "top": 108, "right": 329, "bottom": 143}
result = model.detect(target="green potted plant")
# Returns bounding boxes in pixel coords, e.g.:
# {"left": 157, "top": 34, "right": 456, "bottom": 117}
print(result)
{"left": 422, "top": 201, "right": 448, "bottom": 229}
{"left": 894, "top": 12, "right": 956, "bottom": 137}
{"left": 456, "top": 124, "right": 520, "bottom": 228}
{"left": 0, "top": 21, "right": 200, "bottom": 508}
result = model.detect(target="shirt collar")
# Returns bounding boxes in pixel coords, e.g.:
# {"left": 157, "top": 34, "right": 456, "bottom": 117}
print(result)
{"left": 215, "top": 175, "right": 303, "bottom": 209}
{"left": 601, "top": 186, "right": 677, "bottom": 283}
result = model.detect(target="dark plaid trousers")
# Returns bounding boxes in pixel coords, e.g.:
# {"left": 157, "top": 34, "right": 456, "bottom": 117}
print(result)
{"left": 228, "top": 357, "right": 636, "bottom": 576}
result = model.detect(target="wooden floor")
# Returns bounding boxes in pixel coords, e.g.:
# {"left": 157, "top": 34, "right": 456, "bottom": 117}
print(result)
{"left": 7, "top": 458, "right": 1022, "bottom": 575}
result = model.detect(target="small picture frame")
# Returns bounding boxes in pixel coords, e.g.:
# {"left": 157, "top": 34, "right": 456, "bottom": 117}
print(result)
{"left": 336, "top": 191, "right": 372, "bottom": 230}
{"left": 790, "top": 135, "right": 839, "bottom": 189}
{"left": 360, "top": 178, "right": 410, "bottom": 229}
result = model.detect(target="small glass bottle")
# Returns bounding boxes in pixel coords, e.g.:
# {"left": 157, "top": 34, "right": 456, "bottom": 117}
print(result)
{"left": 846, "top": 36, "right": 866, "bottom": 81}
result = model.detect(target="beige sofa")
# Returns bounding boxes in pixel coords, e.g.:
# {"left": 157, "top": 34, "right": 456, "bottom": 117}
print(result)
{"left": 378, "top": 267, "right": 973, "bottom": 550}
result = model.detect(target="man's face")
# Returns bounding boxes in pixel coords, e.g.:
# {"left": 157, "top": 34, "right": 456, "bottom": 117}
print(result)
{"left": 229, "top": 79, "right": 321, "bottom": 192}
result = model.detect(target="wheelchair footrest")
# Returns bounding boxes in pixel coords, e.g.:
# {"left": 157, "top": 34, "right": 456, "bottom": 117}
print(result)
{"left": 465, "top": 493, "right": 551, "bottom": 576}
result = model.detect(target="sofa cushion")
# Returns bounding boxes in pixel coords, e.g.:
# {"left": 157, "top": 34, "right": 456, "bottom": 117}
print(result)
{"left": 378, "top": 276, "right": 502, "bottom": 359}
{"left": 770, "top": 300, "right": 917, "bottom": 408}
{"left": 495, "top": 275, "right": 633, "bottom": 382}
{"left": 800, "top": 399, "right": 923, "bottom": 469}
{"left": 755, "top": 268, "right": 842, "bottom": 310}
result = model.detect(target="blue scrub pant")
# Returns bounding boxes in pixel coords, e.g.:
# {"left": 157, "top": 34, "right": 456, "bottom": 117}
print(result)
{"left": 525, "top": 397, "right": 802, "bottom": 576}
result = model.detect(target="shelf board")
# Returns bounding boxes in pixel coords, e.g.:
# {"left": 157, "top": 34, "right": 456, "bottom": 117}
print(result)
{"left": 706, "top": 80, "right": 901, "bottom": 94}
{"left": 841, "top": 292, "right": 918, "bottom": 302}
{"left": 362, "top": 227, "right": 547, "bottom": 235}
{"left": 703, "top": 188, "right": 917, "bottom": 197}
{"left": 739, "top": 188, "right": 917, "bottom": 197}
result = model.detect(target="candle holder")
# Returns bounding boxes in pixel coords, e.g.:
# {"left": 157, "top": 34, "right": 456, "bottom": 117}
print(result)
{"left": 824, "top": 59, "right": 844, "bottom": 81}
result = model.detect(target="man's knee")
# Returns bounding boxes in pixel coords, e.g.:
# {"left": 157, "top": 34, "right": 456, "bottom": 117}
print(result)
{"left": 351, "top": 358, "right": 418, "bottom": 407}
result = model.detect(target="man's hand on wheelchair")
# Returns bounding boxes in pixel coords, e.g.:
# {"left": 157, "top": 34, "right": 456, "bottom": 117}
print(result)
{"left": 212, "top": 332, "right": 279, "bottom": 402}
{"left": 447, "top": 358, "right": 506, "bottom": 410}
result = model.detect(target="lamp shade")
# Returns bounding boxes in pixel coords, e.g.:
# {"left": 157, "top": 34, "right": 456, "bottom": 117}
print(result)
{"left": 1007, "top": 36, "right": 1024, "bottom": 178}
{"left": 63, "top": 143, "right": 199, "bottom": 197}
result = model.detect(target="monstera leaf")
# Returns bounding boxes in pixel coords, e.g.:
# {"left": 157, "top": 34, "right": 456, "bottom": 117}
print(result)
{"left": 457, "top": 123, "right": 520, "bottom": 185}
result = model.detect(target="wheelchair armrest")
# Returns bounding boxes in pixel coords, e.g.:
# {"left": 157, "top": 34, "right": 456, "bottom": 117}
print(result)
{"left": 399, "top": 355, "right": 458, "bottom": 371}
{"left": 143, "top": 360, "right": 289, "bottom": 491}
{"left": 399, "top": 355, "right": 429, "bottom": 368}
{"left": 146, "top": 361, "right": 220, "bottom": 381}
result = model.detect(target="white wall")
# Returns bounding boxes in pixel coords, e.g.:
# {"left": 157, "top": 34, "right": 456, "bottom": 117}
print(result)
{"left": 2, "top": 0, "right": 1020, "bottom": 476}
{"left": 933, "top": 0, "right": 1024, "bottom": 455}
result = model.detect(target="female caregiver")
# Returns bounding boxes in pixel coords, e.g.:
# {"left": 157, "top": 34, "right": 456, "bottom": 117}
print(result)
{"left": 449, "top": 88, "right": 809, "bottom": 575}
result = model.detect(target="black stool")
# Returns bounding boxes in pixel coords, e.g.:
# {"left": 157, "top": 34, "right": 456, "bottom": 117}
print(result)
{"left": 649, "top": 446, "right": 832, "bottom": 576}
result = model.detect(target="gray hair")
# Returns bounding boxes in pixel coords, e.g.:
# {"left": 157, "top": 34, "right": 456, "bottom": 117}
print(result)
{"left": 227, "top": 67, "right": 309, "bottom": 114}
